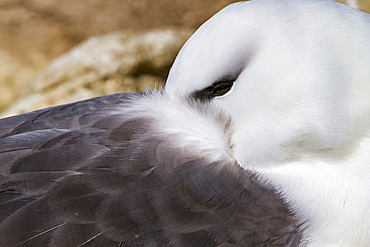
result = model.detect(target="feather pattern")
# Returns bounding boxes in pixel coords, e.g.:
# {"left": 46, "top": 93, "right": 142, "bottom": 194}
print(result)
{"left": 0, "top": 93, "right": 301, "bottom": 246}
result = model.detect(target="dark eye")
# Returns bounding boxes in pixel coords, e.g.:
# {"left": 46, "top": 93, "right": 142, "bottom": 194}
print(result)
{"left": 192, "top": 77, "right": 236, "bottom": 102}
{"left": 211, "top": 82, "right": 233, "bottom": 97}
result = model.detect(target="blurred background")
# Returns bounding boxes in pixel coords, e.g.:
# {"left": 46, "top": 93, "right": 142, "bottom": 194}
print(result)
{"left": 0, "top": 0, "right": 369, "bottom": 117}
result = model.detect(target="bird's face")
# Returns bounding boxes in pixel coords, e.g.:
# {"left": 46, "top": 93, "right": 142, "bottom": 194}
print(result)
{"left": 165, "top": 1, "right": 356, "bottom": 169}
{"left": 163, "top": 1, "right": 370, "bottom": 245}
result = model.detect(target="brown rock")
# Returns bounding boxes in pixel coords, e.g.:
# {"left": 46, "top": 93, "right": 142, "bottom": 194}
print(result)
{"left": 0, "top": 0, "right": 239, "bottom": 114}
{"left": 0, "top": 51, "right": 37, "bottom": 111}
{"left": 0, "top": 28, "right": 194, "bottom": 117}
{"left": 0, "top": 0, "right": 239, "bottom": 69}
{"left": 337, "top": 0, "right": 370, "bottom": 13}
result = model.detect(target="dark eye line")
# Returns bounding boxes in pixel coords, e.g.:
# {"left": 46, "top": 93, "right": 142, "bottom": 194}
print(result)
{"left": 192, "top": 76, "right": 236, "bottom": 102}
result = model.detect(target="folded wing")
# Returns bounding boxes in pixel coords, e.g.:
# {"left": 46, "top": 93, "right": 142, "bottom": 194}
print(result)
{"left": 0, "top": 93, "right": 301, "bottom": 246}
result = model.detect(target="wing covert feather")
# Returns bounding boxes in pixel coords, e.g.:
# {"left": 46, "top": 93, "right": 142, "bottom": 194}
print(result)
{"left": 0, "top": 93, "right": 301, "bottom": 246}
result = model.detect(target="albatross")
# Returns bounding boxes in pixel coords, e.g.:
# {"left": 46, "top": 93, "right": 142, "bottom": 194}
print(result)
{"left": 1, "top": 0, "right": 370, "bottom": 246}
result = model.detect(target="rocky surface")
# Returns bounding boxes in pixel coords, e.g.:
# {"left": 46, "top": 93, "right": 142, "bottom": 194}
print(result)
{"left": 0, "top": 0, "right": 369, "bottom": 117}
{"left": 0, "top": 0, "right": 240, "bottom": 115}
{"left": 338, "top": 0, "right": 370, "bottom": 12}
{"left": 0, "top": 51, "right": 38, "bottom": 111}
{"left": 0, "top": 28, "right": 194, "bottom": 117}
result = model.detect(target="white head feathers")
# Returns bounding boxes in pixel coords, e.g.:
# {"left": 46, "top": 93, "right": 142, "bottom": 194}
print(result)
{"left": 165, "top": 0, "right": 370, "bottom": 245}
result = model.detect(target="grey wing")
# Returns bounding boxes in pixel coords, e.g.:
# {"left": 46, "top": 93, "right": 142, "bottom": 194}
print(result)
{"left": 0, "top": 93, "right": 301, "bottom": 247}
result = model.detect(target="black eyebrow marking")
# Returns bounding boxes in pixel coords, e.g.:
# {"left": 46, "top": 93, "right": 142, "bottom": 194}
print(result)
{"left": 192, "top": 76, "right": 237, "bottom": 102}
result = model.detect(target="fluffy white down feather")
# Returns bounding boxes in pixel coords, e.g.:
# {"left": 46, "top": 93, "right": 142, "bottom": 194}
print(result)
{"left": 165, "top": 0, "right": 370, "bottom": 246}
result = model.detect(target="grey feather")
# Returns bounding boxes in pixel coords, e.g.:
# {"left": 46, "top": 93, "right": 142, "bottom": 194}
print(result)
{"left": 0, "top": 93, "right": 301, "bottom": 246}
